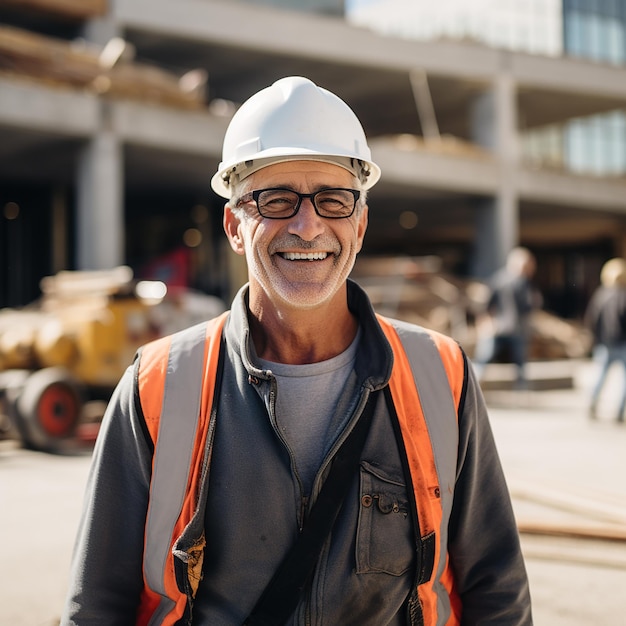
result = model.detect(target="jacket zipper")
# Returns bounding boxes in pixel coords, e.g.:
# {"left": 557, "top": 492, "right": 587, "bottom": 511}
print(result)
{"left": 302, "top": 387, "right": 372, "bottom": 626}
{"left": 267, "top": 378, "right": 308, "bottom": 530}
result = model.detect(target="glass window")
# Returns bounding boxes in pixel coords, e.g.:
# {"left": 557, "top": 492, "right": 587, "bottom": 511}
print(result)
{"left": 587, "top": 13, "right": 602, "bottom": 59}
{"left": 605, "top": 18, "right": 625, "bottom": 63}
{"left": 565, "top": 10, "right": 585, "bottom": 55}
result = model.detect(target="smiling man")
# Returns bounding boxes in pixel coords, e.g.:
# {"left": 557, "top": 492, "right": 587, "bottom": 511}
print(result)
{"left": 62, "top": 77, "right": 532, "bottom": 626}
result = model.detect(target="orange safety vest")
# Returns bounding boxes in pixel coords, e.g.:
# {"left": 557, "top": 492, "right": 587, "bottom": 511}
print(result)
{"left": 136, "top": 312, "right": 464, "bottom": 626}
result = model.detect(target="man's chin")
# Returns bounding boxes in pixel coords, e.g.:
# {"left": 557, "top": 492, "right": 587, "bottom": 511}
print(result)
{"left": 273, "top": 282, "right": 337, "bottom": 311}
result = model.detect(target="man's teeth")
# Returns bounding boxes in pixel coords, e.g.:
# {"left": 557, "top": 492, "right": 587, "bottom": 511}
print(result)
{"left": 282, "top": 252, "right": 328, "bottom": 260}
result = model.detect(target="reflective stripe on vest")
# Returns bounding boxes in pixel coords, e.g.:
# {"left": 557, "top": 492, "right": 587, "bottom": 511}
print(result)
{"left": 136, "top": 313, "right": 464, "bottom": 626}
{"left": 137, "top": 312, "right": 228, "bottom": 626}
{"left": 377, "top": 315, "right": 463, "bottom": 626}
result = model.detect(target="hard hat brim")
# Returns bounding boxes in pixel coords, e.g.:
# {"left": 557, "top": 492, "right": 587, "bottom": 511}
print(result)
{"left": 211, "top": 151, "right": 381, "bottom": 199}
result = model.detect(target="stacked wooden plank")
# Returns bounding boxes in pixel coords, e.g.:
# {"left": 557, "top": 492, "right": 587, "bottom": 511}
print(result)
{"left": 352, "top": 255, "right": 593, "bottom": 360}
{"left": 0, "top": 25, "right": 206, "bottom": 109}
{"left": 0, "top": 0, "right": 107, "bottom": 20}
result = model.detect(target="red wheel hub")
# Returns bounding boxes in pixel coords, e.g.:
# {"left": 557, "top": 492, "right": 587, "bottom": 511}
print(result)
{"left": 37, "top": 384, "right": 79, "bottom": 436}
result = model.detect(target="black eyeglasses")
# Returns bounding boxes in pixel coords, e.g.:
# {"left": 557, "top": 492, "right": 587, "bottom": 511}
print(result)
{"left": 236, "top": 188, "right": 361, "bottom": 219}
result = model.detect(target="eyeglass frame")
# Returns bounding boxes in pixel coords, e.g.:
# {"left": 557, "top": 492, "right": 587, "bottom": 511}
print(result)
{"left": 235, "top": 187, "right": 362, "bottom": 220}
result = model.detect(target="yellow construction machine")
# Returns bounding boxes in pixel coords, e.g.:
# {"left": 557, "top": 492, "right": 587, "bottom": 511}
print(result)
{"left": 0, "top": 266, "right": 224, "bottom": 451}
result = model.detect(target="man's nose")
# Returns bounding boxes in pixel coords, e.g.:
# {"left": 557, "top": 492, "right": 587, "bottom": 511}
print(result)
{"left": 287, "top": 198, "right": 325, "bottom": 241}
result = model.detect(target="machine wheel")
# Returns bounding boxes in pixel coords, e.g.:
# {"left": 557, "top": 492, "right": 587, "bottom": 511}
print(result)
{"left": 16, "top": 368, "right": 83, "bottom": 451}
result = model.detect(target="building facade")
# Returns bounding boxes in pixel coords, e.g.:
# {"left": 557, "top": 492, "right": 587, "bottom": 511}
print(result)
{"left": 348, "top": 0, "right": 564, "bottom": 57}
{"left": 563, "top": 0, "right": 626, "bottom": 175}
{"left": 1, "top": 0, "right": 626, "bottom": 319}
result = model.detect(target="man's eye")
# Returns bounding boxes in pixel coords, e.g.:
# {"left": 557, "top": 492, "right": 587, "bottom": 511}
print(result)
{"left": 260, "top": 191, "right": 296, "bottom": 205}
{"left": 318, "top": 197, "right": 344, "bottom": 207}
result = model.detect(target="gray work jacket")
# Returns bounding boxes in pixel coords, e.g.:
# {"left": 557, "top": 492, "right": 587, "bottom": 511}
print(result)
{"left": 61, "top": 281, "right": 532, "bottom": 626}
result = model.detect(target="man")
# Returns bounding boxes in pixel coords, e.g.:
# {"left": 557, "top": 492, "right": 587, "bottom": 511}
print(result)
{"left": 472, "top": 247, "right": 542, "bottom": 388}
{"left": 62, "top": 76, "right": 532, "bottom": 625}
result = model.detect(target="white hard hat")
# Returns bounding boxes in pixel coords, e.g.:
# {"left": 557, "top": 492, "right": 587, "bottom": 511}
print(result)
{"left": 211, "top": 76, "right": 381, "bottom": 198}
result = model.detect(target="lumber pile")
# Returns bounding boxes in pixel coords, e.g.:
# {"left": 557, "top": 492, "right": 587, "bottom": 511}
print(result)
{"left": 0, "top": 25, "right": 206, "bottom": 109}
{"left": 529, "top": 309, "right": 592, "bottom": 360}
{"left": 352, "top": 255, "right": 476, "bottom": 345}
{"left": 352, "top": 255, "right": 593, "bottom": 360}
{"left": 0, "top": 0, "right": 107, "bottom": 20}
{"left": 386, "top": 132, "right": 492, "bottom": 160}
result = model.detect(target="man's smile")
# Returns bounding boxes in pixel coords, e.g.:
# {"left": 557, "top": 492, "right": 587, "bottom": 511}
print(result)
{"left": 279, "top": 251, "right": 329, "bottom": 261}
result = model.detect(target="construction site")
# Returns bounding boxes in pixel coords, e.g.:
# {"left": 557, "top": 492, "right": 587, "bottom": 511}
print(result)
{"left": 1, "top": 1, "right": 626, "bottom": 624}
{"left": 2, "top": 0, "right": 626, "bottom": 312}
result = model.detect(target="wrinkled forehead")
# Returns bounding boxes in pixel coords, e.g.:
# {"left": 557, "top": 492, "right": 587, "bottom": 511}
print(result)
{"left": 244, "top": 159, "right": 358, "bottom": 190}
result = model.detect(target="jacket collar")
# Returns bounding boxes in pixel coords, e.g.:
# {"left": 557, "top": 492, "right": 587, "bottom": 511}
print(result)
{"left": 224, "top": 280, "right": 393, "bottom": 390}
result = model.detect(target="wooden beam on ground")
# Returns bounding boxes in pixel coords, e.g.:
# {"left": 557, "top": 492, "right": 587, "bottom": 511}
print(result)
{"left": 518, "top": 519, "right": 626, "bottom": 543}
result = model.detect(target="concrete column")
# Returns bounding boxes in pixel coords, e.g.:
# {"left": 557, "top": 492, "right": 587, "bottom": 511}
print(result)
{"left": 74, "top": 16, "right": 125, "bottom": 271}
{"left": 76, "top": 125, "right": 124, "bottom": 270}
{"left": 469, "top": 72, "right": 519, "bottom": 278}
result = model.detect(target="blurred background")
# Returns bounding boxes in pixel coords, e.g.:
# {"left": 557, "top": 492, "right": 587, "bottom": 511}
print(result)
{"left": 1, "top": 0, "right": 625, "bottom": 624}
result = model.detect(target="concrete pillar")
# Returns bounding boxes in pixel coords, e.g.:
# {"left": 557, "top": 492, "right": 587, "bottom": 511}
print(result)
{"left": 76, "top": 15, "right": 125, "bottom": 270}
{"left": 76, "top": 125, "right": 124, "bottom": 270}
{"left": 73, "top": 16, "right": 125, "bottom": 271}
{"left": 469, "top": 73, "right": 519, "bottom": 278}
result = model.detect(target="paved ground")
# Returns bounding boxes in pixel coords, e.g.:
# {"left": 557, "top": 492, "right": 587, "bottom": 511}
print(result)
{"left": 1, "top": 358, "right": 625, "bottom": 625}
{"left": 483, "top": 360, "right": 626, "bottom": 626}
{"left": 1, "top": 442, "right": 92, "bottom": 626}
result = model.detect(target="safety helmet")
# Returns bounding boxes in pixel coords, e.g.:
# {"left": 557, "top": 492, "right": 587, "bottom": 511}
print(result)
{"left": 210, "top": 76, "right": 381, "bottom": 198}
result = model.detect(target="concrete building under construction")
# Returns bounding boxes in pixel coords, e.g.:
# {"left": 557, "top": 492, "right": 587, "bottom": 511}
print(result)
{"left": 1, "top": 0, "right": 626, "bottom": 320}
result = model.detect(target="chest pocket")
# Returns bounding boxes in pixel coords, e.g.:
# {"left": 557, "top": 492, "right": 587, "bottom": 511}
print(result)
{"left": 356, "top": 461, "right": 413, "bottom": 576}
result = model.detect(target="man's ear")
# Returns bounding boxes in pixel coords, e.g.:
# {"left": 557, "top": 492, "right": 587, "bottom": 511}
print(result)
{"left": 224, "top": 205, "right": 245, "bottom": 256}
{"left": 355, "top": 204, "right": 368, "bottom": 254}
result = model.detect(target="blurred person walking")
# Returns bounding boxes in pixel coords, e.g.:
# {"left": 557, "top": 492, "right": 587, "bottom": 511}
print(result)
{"left": 584, "top": 257, "right": 626, "bottom": 423}
{"left": 473, "top": 247, "right": 542, "bottom": 388}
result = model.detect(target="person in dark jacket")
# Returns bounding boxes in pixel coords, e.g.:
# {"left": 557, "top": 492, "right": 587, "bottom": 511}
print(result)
{"left": 584, "top": 257, "right": 626, "bottom": 423}
{"left": 472, "top": 247, "right": 542, "bottom": 388}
